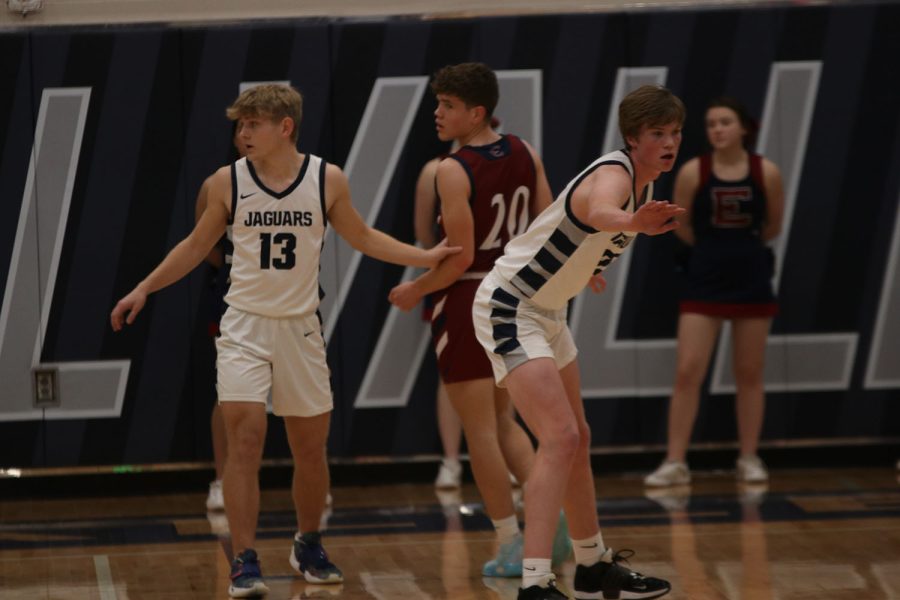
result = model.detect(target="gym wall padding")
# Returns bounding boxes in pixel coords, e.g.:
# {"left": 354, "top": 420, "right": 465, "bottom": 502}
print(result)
{"left": 0, "top": 3, "right": 898, "bottom": 468}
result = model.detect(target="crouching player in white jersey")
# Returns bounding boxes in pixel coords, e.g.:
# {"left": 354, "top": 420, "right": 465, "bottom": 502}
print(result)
{"left": 472, "top": 85, "right": 686, "bottom": 600}
{"left": 110, "top": 84, "right": 459, "bottom": 598}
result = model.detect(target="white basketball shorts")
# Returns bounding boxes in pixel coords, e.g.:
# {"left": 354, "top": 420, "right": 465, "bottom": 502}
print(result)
{"left": 472, "top": 271, "right": 577, "bottom": 386}
{"left": 216, "top": 307, "right": 332, "bottom": 417}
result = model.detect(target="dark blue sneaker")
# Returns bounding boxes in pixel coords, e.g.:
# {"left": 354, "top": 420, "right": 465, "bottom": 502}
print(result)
{"left": 229, "top": 548, "right": 269, "bottom": 598}
{"left": 289, "top": 531, "right": 344, "bottom": 583}
{"left": 573, "top": 549, "right": 670, "bottom": 599}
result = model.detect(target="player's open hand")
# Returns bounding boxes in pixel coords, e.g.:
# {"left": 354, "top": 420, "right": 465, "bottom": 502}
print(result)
{"left": 630, "top": 200, "right": 685, "bottom": 236}
{"left": 389, "top": 281, "right": 422, "bottom": 312}
{"left": 110, "top": 288, "right": 148, "bottom": 331}
{"left": 424, "top": 239, "right": 462, "bottom": 268}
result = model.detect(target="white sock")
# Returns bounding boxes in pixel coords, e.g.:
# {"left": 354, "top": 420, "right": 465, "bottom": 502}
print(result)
{"left": 572, "top": 532, "right": 605, "bottom": 567}
{"left": 491, "top": 514, "right": 520, "bottom": 545}
{"left": 522, "top": 558, "right": 553, "bottom": 588}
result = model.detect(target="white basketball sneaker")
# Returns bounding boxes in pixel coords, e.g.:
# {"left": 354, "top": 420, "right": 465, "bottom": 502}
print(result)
{"left": 736, "top": 455, "right": 769, "bottom": 483}
{"left": 644, "top": 460, "right": 691, "bottom": 487}
{"left": 434, "top": 458, "right": 462, "bottom": 489}
{"left": 206, "top": 479, "right": 225, "bottom": 511}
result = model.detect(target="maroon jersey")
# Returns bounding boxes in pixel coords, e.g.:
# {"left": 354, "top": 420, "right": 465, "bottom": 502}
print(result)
{"left": 440, "top": 134, "right": 537, "bottom": 274}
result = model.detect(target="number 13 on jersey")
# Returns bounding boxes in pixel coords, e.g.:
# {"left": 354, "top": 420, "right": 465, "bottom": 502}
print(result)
{"left": 259, "top": 232, "right": 297, "bottom": 269}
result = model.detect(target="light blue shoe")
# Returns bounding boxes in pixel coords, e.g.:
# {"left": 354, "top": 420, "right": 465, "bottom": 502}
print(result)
{"left": 551, "top": 511, "right": 573, "bottom": 567}
{"left": 482, "top": 532, "right": 523, "bottom": 577}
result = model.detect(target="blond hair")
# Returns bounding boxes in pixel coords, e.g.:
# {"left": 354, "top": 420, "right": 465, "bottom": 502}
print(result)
{"left": 226, "top": 84, "right": 303, "bottom": 143}
{"left": 619, "top": 85, "right": 686, "bottom": 149}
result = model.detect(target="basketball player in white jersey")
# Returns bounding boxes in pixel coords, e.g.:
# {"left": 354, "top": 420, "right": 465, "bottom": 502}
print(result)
{"left": 471, "top": 85, "right": 685, "bottom": 600}
{"left": 110, "top": 84, "right": 459, "bottom": 598}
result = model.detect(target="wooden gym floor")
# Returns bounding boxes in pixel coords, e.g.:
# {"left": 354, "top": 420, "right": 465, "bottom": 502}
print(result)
{"left": 1, "top": 466, "right": 899, "bottom": 599}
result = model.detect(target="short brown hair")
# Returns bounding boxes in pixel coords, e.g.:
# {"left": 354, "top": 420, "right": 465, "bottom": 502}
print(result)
{"left": 619, "top": 85, "right": 686, "bottom": 149}
{"left": 431, "top": 62, "right": 499, "bottom": 119}
{"left": 226, "top": 84, "right": 303, "bottom": 143}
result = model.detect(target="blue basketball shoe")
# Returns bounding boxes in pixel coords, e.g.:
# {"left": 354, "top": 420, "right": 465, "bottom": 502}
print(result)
{"left": 289, "top": 532, "right": 344, "bottom": 583}
{"left": 229, "top": 548, "right": 269, "bottom": 598}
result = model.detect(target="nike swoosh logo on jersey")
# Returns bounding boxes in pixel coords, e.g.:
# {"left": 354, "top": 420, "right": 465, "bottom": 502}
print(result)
{"left": 240, "top": 192, "right": 257, "bottom": 199}
{"left": 523, "top": 566, "right": 536, "bottom": 571}
{"left": 580, "top": 543, "right": 599, "bottom": 548}
{"left": 303, "top": 331, "right": 315, "bottom": 337}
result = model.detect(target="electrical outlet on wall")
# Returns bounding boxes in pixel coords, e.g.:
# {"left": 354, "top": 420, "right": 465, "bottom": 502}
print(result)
{"left": 32, "top": 367, "right": 60, "bottom": 409}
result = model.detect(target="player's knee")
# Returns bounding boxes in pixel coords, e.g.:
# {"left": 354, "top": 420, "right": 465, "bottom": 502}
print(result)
{"left": 733, "top": 360, "right": 764, "bottom": 386}
{"left": 544, "top": 422, "right": 580, "bottom": 461}
{"left": 228, "top": 432, "right": 265, "bottom": 465}
{"left": 674, "top": 361, "right": 705, "bottom": 391}
{"left": 292, "top": 437, "right": 328, "bottom": 461}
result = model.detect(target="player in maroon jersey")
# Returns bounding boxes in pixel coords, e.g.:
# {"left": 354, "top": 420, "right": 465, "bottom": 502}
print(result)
{"left": 389, "top": 63, "right": 567, "bottom": 577}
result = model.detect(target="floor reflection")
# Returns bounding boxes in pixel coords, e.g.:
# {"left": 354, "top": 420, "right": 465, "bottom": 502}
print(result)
{"left": 1, "top": 469, "right": 899, "bottom": 599}
{"left": 642, "top": 479, "right": 900, "bottom": 600}
{"left": 436, "top": 488, "right": 479, "bottom": 598}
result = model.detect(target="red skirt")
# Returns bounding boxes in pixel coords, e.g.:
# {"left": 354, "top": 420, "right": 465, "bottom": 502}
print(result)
{"left": 679, "top": 300, "right": 778, "bottom": 318}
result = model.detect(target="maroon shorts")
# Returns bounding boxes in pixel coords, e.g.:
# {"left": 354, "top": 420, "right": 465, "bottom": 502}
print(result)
{"left": 431, "top": 279, "right": 493, "bottom": 384}
{"left": 679, "top": 300, "right": 778, "bottom": 318}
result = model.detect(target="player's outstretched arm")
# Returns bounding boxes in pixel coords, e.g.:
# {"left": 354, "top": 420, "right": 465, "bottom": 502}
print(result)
{"left": 575, "top": 166, "right": 684, "bottom": 235}
{"left": 110, "top": 168, "right": 230, "bottom": 331}
{"left": 325, "top": 163, "right": 460, "bottom": 268}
